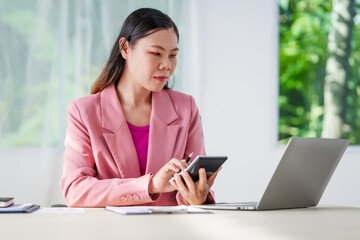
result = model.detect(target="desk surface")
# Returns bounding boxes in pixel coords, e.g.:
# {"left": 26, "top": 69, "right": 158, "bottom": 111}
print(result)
{"left": 0, "top": 206, "right": 359, "bottom": 240}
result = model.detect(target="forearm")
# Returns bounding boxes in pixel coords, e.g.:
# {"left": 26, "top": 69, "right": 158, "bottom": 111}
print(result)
{"left": 61, "top": 170, "right": 156, "bottom": 207}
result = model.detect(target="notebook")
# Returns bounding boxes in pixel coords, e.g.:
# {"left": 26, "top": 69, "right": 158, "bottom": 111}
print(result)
{"left": 0, "top": 203, "right": 40, "bottom": 213}
{"left": 193, "top": 137, "right": 349, "bottom": 211}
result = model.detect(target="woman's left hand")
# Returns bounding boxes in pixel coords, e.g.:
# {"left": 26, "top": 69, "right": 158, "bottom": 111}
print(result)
{"left": 170, "top": 167, "right": 222, "bottom": 205}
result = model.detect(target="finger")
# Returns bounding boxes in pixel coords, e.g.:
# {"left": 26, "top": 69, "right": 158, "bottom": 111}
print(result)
{"left": 214, "top": 166, "right": 222, "bottom": 176}
{"left": 207, "top": 167, "right": 222, "bottom": 186}
{"left": 166, "top": 182, "right": 177, "bottom": 192}
{"left": 171, "top": 159, "right": 188, "bottom": 171}
{"left": 174, "top": 173, "right": 189, "bottom": 193}
{"left": 207, "top": 172, "right": 217, "bottom": 187}
{"left": 181, "top": 171, "right": 196, "bottom": 192}
{"left": 170, "top": 179, "right": 178, "bottom": 190}
{"left": 197, "top": 168, "right": 207, "bottom": 189}
{"left": 172, "top": 157, "right": 189, "bottom": 168}
{"left": 166, "top": 162, "right": 180, "bottom": 173}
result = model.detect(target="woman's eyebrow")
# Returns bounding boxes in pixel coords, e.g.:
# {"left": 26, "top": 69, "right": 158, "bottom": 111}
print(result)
{"left": 150, "top": 45, "right": 179, "bottom": 51}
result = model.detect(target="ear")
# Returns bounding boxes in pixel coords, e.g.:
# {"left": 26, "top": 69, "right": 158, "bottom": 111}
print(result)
{"left": 119, "top": 37, "right": 129, "bottom": 59}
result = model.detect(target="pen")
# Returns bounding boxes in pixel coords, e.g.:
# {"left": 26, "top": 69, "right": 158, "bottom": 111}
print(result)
{"left": 185, "top": 152, "right": 193, "bottom": 163}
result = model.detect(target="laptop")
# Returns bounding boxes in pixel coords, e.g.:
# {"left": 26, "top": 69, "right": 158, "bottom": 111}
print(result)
{"left": 194, "top": 137, "right": 349, "bottom": 211}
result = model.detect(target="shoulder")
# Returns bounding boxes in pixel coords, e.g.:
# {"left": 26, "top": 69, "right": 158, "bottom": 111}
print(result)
{"left": 67, "top": 92, "right": 101, "bottom": 115}
{"left": 69, "top": 92, "right": 100, "bottom": 108}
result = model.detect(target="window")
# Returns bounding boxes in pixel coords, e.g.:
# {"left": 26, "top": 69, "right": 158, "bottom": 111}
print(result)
{"left": 279, "top": 0, "right": 360, "bottom": 144}
{"left": 0, "top": 0, "right": 187, "bottom": 148}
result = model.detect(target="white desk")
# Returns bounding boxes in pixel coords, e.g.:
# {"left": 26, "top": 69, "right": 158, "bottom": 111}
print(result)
{"left": 0, "top": 206, "right": 359, "bottom": 240}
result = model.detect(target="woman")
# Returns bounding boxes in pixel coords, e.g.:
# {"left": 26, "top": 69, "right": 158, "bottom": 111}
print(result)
{"left": 60, "top": 8, "right": 220, "bottom": 207}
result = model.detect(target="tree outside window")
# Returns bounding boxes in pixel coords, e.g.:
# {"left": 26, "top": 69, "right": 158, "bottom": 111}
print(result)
{"left": 279, "top": 0, "right": 360, "bottom": 144}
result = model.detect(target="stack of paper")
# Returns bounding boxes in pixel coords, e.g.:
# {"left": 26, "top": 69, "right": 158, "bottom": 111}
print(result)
{"left": 106, "top": 205, "right": 212, "bottom": 215}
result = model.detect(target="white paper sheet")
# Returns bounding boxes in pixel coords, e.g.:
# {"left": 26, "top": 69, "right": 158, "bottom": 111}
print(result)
{"left": 106, "top": 205, "right": 212, "bottom": 215}
{"left": 34, "top": 207, "right": 86, "bottom": 214}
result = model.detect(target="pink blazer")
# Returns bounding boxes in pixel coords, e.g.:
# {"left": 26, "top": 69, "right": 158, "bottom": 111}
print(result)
{"left": 60, "top": 84, "right": 215, "bottom": 207}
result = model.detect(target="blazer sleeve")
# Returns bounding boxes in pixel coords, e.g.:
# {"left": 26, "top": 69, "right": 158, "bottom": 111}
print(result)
{"left": 60, "top": 101, "right": 156, "bottom": 207}
{"left": 175, "top": 95, "right": 216, "bottom": 205}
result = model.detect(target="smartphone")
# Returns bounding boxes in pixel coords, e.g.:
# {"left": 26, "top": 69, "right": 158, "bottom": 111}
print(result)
{"left": 169, "top": 155, "right": 227, "bottom": 183}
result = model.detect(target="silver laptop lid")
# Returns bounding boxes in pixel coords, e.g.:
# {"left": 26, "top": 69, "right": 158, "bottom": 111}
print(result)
{"left": 257, "top": 137, "right": 349, "bottom": 211}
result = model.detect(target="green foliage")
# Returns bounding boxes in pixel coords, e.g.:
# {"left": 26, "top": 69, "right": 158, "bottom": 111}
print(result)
{"left": 279, "top": 0, "right": 360, "bottom": 145}
{"left": 0, "top": 1, "right": 91, "bottom": 147}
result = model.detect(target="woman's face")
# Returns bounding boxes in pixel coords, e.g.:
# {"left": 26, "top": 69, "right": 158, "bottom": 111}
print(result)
{"left": 123, "top": 28, "right": 178, "bottom": 92}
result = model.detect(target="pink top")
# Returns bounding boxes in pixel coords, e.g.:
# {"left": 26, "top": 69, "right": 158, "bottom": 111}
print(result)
{"left": 127, "top": 122, "right": 150, "bottom": 175}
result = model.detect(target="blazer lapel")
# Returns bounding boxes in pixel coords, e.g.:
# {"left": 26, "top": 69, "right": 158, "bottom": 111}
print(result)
{"left": 101, "top": 85, "right": 140, "bottom": 178}
{"left": 146, "top": 90, "right": 180, "bottom": 174}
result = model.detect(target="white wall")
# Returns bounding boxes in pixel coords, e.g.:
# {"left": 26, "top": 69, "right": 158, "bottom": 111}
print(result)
{"left": 0, "top": 149, "right": 64, "bottom": 206}
{"left": 194, "top": 0, "right": 360, "bottom": 207}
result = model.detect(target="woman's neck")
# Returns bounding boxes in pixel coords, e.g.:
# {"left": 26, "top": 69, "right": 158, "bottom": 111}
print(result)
{"left": 116, "top": 77, "right": 151, "bottom": 107}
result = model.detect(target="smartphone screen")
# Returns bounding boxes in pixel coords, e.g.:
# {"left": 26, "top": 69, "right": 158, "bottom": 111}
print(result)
{"left": 169, "top": 156, "right": 227, "bottom": 183}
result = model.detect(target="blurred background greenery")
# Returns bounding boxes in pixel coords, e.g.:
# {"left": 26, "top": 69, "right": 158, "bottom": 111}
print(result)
{"left": 279, "top": 0, "right": 360, "bottom": 144}
{"left": 0, "top": 0, "right": 183, "bottom": 148}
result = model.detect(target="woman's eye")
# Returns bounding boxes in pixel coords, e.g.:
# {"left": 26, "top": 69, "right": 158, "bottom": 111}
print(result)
{"left": 153, "top": 52, "right": 161, "bottom": 56}
{"left": 170, "top": 54, "right": 177, "bottom": 58}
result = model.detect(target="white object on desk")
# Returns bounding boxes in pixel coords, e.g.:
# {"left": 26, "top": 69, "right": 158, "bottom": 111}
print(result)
{"left": 34, "top": 208, "right": 86, "bottom": 214}
{"left": 106, "top": 205, "right": 212, "bottom": 215}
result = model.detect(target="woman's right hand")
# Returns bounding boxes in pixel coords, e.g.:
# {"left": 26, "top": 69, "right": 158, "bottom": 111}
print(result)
{"left": 148, "top": 158, "right": 188, "bottom": 194}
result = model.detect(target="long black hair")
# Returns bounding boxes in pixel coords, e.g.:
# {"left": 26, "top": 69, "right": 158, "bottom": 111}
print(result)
{"left": 91, "top": 8, "right": 179, "bottom": 94}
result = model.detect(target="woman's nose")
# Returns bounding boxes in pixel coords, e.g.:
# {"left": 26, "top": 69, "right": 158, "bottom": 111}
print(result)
{"left": 159, "top": 57, "right": 171, "bottom": 71}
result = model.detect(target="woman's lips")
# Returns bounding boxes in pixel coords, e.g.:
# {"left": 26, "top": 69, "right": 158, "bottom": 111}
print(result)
{"left": 154, "top": 76, "right": 169, "bottom": 82}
